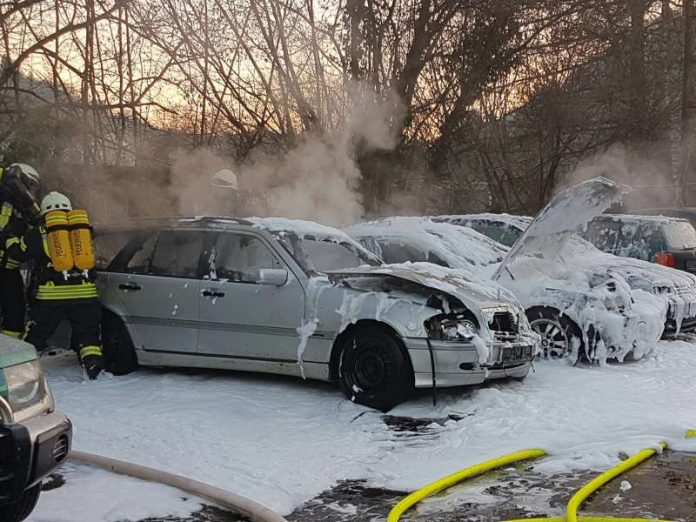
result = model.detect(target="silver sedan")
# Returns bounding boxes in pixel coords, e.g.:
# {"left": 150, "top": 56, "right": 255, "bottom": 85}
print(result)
{"left": 96, "top": 217, "right": 537, "bottom": 410}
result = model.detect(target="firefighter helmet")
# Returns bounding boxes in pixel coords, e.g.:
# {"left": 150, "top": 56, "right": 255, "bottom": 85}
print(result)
{"left": 41, "top": 191, "right": 72, "bottom": 215}
{"left": 0, "top": 163, "right": 41, "bottom": 217}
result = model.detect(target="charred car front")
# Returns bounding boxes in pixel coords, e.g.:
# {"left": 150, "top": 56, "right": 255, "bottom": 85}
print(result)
{"left": 95, "top": 217, "right": 536, "bottom": 411}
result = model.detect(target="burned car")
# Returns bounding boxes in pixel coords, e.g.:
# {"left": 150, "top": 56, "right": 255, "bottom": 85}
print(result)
{"left": 347, "top": 179, "right": 696, "bottom": 363}
{"left": 95, "top": 217, "right": 537, "bottom": 411}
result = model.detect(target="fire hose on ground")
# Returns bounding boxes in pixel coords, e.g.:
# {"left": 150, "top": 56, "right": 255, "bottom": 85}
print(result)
{"left": 69, "top": 451, "right": 289, "bottom": 522}
{"left": 388, "top": 441, "right": 680, "bottom": 522}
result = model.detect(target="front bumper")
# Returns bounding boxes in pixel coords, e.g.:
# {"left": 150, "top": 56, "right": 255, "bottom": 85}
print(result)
{"left": 405, "top": 338, "right": 535, "bottom": 388}
{"left": 0, "top": 410, "right": 72, "bottom": 503}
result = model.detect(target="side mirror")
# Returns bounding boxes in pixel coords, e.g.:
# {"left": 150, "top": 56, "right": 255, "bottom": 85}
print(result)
{"left": 250, "top": 268, "right": 288, "bottom": 286}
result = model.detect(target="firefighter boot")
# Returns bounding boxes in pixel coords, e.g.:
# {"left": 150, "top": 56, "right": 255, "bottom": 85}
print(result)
{"left": 79, "top": 345, "right": 105, "bottom": 380}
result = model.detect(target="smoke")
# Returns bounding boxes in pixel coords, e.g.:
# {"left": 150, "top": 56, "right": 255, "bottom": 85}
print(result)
{"left": 45, "top": 84, "right": 406, "bottom": 226}
{"left": 169, "top": 148, "right": 235, "bottom": 216}
{"left": 237, "top": 86, "right": 404, "bottom": 225}
{"left": 558, "top": 143, "right": 679, "bottom": 210}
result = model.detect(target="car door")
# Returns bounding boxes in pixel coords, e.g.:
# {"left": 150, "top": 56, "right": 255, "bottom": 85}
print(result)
{"left": 107, "top": 228, "right": 209, "bottom": 354}
{"left": 197, "top": 230, "right": 305, "bottom": 367}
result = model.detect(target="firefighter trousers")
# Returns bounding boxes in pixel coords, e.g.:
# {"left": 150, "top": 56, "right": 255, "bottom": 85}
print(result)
{"left": 0, "top": 267, "right": 26, "bottom": 336}
{"left": 25, "top": 298, "right": 101, "bottom": 355}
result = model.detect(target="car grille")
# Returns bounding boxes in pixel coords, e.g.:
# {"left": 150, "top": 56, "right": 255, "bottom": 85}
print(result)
{"left": 488, "top": 311, "right": 519, "bottom": 341}
{"left": 53, "top": 434, "right": 69, "bottom": 464}
{"left": 489, "top": 311, "right": 518, "bottom": 333}
{"left": 675, "top": 285, "right": 694, "bottom": 297}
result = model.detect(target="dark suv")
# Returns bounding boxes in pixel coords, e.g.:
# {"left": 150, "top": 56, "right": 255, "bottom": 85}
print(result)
{"left": 582, "top": 214, "right": 696, "bottom": 273}
{"left": 1, "top": 335, "right": 72, "bottom": 522}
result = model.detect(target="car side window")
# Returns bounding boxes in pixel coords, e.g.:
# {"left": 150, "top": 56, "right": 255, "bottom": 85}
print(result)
{"left": 150, "top": 230, "right": 206, "bottom": 278}
{"left": 126, "top": 233, "right": 158, "bottom": 273}
{"left": 584, "top": 220, "right": 621, "bottom": 254}
{"left": 211, "top": 233, "right": 281, "bottom": 282}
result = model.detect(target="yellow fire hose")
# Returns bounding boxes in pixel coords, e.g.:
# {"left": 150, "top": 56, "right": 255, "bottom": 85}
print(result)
{"left": 564, "top": 442, "right": 668, "bottom": 522}
{"left": 386, "top": 449, "right": 547, "bottom": 522}
{"left": 389, "top": 442, "right": 676, "bottom": 522}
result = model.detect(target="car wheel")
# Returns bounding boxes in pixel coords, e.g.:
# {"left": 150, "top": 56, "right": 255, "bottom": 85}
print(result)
{"left": 102, "top": 312, "right": 138, "bottom": 376}
{"left": 526, "top": 306, "right": 583, "bottom": 360}
{"left": 0, "top": 485, "right": 41, "bottom": 522}
{"left": 337, "top": 326, "right": 414, "bottom": 412}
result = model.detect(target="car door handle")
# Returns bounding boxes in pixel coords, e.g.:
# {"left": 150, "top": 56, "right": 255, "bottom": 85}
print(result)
{"left": 118, "top": 283, "right": 142, "bottom": 291}
{"left": 202, "top": 290, "right": 225, "bottom": 298}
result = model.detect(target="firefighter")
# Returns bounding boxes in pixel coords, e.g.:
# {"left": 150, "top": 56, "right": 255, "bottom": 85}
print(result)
{"left": 5, "top": 191, "right": 104, "bottom": 379}
{"left": 0, "top": 163, "right": 41, "bottom": 338}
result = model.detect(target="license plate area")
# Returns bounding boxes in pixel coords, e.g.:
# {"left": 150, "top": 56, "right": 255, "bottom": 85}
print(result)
{"left": 502, "top": 345, "right": 533, "bottom": 363}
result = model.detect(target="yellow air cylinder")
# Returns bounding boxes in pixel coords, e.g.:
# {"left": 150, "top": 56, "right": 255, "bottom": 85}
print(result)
{"left": 45, "top": 211, "right": 74, "bottom": 272}
{"left": 68, "top": 209, "right": 95, "bottom": 271}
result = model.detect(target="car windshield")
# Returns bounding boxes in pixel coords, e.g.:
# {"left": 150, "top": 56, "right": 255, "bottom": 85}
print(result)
{"left": 470, "top": 223, "right": 522, "bottom": 247}
{"left": 663, "top": 221, "right": 696, "bottom": 250}
{"left": 277, "top": 234, "right": 381, "bottom": 274}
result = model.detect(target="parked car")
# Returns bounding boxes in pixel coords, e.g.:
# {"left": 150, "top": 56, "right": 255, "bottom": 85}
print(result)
{"left": 347, "top": 180, "right": 696, "bottom": 363}
{"left": 94, "top": 217, "right": 537, "bottom": 411}
{"left": 0, "top": 334, "right": 72, "bottom": 522}
{"left": 582, "top": 214, "right": 696, "bottom": 273}
{"left": 633, "top": 207, "right": 696, "bottom": 229}
{"left": 431, "top": 213, "right": 532, "bottom": 247}
{"left": 344, "top": 217, "right": 507, "bottom": 275}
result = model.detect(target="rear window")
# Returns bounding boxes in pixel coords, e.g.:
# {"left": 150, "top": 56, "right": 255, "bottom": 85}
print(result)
{"left": 93, "top": 230, "right": 135, "bottom": 269}
{"left": 583, "top": 219, "right": 665, "bottom": 260}
{"left": 663, "top": 222, "right": 696, "bottom": 250}
{"left": 150, "top": 230, "right": 207, "bottom": 278}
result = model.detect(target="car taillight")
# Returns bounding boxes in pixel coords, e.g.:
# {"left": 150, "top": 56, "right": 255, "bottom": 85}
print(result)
{"left": 655, "top": 252, "right": 675, "bottom": 267}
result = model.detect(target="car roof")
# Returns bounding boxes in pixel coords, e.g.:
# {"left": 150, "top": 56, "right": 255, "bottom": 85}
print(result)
{"left": 432, "top": 213, "right": 533, "bottom": 230}
{"left": 95, "top": 215, "right": 356, "bottom": 243}
{"left": 594, "top": 213, "right": 691, "bottom": 225}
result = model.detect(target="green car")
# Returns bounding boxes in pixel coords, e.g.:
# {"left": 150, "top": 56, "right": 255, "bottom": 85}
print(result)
{"left": 0, "top": 334, "right": 72, "bottom": 522}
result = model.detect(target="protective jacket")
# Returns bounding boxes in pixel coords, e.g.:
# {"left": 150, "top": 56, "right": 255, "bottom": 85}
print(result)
{"left": 0, "top": 196, "right": 29, "bottom": 337}
{"left": 5, "top": 225, "right": 98, "bottom": 302}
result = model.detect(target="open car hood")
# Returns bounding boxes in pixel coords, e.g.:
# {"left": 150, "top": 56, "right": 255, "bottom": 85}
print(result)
{"left": 328, "top": 262, "right": 520, "bottom": 312}
{"left": 494, "top": 177, "right": 627, "bottom": 279}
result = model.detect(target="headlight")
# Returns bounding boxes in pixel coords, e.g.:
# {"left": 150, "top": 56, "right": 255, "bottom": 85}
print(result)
{"left": 652, "top": 285, "right": 674, "bottom": 295}
{"left": 4, "top": 360, "right": 47, "bottom": 413}
{"left": 428, "top": 315, "right": 479, "bottom": 341}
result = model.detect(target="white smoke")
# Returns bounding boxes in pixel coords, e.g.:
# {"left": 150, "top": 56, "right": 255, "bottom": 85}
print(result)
{"left": 239, "top": 86, "right": 404, "bottom": 225}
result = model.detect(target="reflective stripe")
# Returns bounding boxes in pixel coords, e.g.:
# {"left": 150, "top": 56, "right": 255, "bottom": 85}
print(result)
{"left": 36, "top": 282, "right": 98, "bottom": 300}
{"left": 5, "top": 237, "right": 20, "bottom": 249}
{"left": 4, "top": 260, "right": 21, "bottom": 269}
{"left": 0, "top": 330, "right": 22, "bottom": 339}
{"left": 79, "top": 345, "right": 103, "bottom": 358}
{"left": 0, "top": 203, "right": 13, "bottom": 231}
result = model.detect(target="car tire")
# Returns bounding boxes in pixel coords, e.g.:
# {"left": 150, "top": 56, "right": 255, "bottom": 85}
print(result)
{"left": 102, "top": 312, "right": 138, "bottom": 376}
{"left": 337, "top": 326, "right": 414, "bottom": 412}
{"left": 526, "top": 306, "right": 584, "bottom": 360}
{"left": 0, "top": 485, "right": 41, "bottom": 522}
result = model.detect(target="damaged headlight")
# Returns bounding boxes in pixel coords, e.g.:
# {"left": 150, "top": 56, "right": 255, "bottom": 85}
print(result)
{"left": 652, "top": 284, "right": 674, "bottom": 295}
{"left": 4, "top": 360, "right": 47, "bottom": 413}
{"left": 427, "top": 314, "right": 479, "bottom": 341}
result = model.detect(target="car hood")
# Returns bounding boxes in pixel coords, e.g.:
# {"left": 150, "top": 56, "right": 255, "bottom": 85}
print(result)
{"left": 494, "top": 177, "right": 627, "bottom": 279}
{"left": 555, "top": 235, "right": 696, "bottom": 292}
{"left": 327, "top": 262, "right": 523, "bottom": 313}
